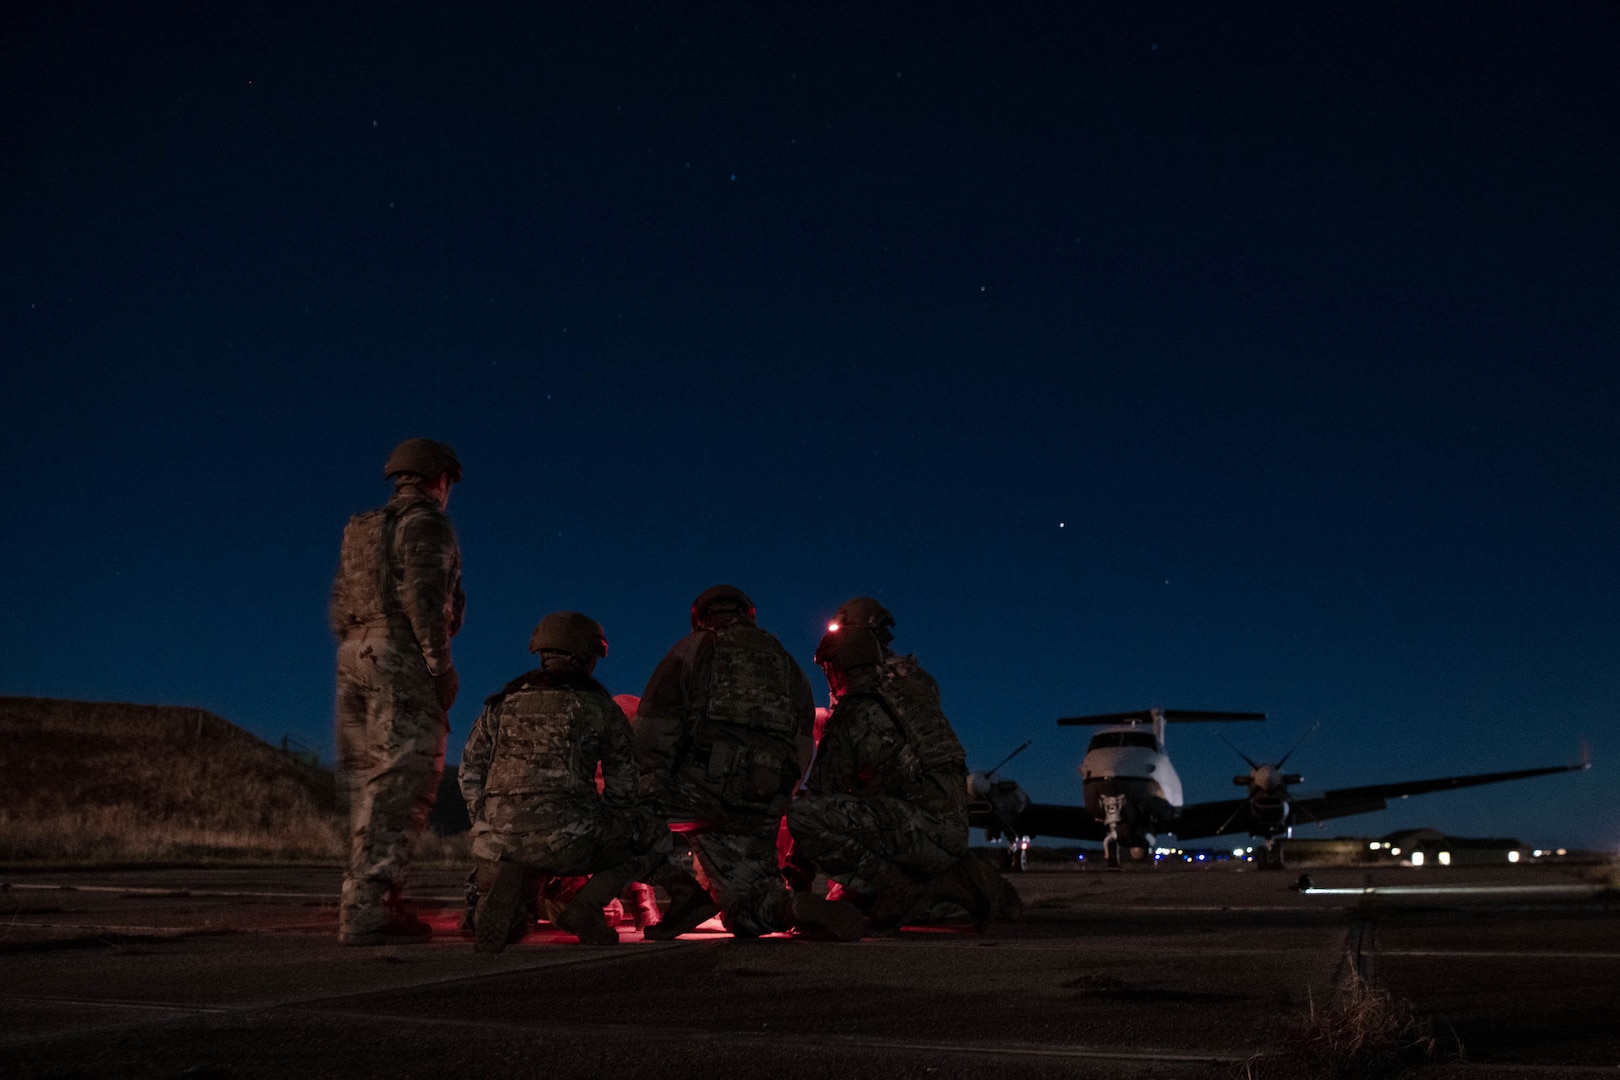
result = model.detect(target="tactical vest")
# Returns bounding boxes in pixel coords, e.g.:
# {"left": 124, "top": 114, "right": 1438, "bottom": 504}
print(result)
{"left": 686, "top": 623, "right": 802, "bottom": 809}
{"left": 482, "top": 673, "right": 606, "bottom": 800}
{"left": 863, "top": 659, "right": 966, "bottom": 800}
{"left": 330, "top": 495, "right": 437, "bottom": 632}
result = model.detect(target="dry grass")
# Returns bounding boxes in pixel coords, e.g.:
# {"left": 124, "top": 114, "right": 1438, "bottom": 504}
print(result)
{"left": 414, "top": 828, "right": 474, "bottom": 866}
{"left": 1241, "top": 961, "right": 1439, "bottom": 1079}
{"left": 0, "top": 696, "right": 344, "bottom": 863}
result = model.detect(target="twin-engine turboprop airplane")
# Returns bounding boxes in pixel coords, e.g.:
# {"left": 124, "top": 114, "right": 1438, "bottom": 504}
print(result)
{"left": 966, "top": 707, "right": 1590, "bottom": 869}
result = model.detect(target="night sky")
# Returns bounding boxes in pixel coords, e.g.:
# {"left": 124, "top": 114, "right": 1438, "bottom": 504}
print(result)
{"left": 6, "top": 3, "right": 1616, "bottom": 849}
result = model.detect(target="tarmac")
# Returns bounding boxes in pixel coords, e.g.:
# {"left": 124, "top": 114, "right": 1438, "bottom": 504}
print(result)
{"left": 2, "top": 860, "right": 1616, "bottom": 1079}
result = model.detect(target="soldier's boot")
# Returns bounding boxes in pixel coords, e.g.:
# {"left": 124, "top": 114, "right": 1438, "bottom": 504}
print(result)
{"left": 645, "top": 871, "right": 720, "bottom": 940}
{"left": 940, "top": 856, "right": 1013, "bottom": 934}
{"left": 473, "top": 858, "right": 527, "bottom": 954}
{"left": 986, "top": 865, "right": 1023, "bottom": 923}
{"left": 864, "top": 865, "right": 927, "bottom": 933}
{"left": 554, "top": 870, "right": 625, "bottom": 946}
{"left": 962, "top": 855, "right": 1022, "bottom": 928}
{"left": 777, "top": 890, "right": 865, "bottom": 942}
{"left": 340, "top": 880, "right": 432, "bottom": 946}
{"left": 458, "top": 869, "right": 479, "bottom": 935}
{"left": 625, "top": 882, "right": 662, "bottom": 931}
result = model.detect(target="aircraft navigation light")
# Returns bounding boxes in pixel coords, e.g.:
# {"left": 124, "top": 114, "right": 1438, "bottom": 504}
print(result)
{"left": 1508, "top": 850, "right": 1520, "bottom": 863}
{"left": 827, "top": 621, "right": 840, "bottom": 632}
{"left": 1411, "top": 851, "right": 1425, "bottom": 866}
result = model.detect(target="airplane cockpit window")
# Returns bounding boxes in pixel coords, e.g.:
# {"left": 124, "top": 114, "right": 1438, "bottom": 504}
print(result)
{"left": 1087, "top": 731, "right": 1160, "bottom": 750}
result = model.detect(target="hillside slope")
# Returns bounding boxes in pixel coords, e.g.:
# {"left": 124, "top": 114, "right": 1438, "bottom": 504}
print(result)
{"left": 0, "top": 696, "right": 343, "bottom": 862}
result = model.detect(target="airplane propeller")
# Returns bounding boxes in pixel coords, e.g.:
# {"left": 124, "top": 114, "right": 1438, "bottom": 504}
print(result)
{"left": 968, "top": 740, "right": 1036, "bottom": 866}
{"left": 983, "top": 739, "right": 1033, "bottom": 779}
{"left": 1211, "top": 723, "right": 1321, "bottom": 837}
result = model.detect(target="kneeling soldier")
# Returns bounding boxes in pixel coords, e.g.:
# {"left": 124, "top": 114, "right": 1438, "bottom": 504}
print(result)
{"left": 789, "top": 625, "right": 1008, "bottom": 931}
{"left": 459, "top": 612, "right": 705, "bottom": 950}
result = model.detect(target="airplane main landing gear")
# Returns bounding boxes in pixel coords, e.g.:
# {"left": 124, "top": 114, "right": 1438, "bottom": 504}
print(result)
{"left": 1002, "top": 837, "right": 1030, "bottom": 873}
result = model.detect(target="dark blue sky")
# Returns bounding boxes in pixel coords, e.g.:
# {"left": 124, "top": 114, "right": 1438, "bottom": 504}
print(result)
{"left": 5, "top": 3, "right": 1615, "bottom": 848}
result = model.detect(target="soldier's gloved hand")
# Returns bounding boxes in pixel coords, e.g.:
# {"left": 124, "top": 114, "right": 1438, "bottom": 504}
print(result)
{"left": 435, "top": 667, "right": 459, "bottom": 711}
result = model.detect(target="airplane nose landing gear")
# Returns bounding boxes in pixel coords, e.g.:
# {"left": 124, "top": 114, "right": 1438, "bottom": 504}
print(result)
{"left": 1100, "top": 794, "right": 1127, "bottom": 869}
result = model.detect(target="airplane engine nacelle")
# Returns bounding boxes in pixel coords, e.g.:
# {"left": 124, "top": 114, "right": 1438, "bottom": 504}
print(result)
{"left": 1250, "top": 793, "right": 1289, "bottom": 827}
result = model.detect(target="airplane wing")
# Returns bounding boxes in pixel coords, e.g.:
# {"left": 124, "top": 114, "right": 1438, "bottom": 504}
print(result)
{"left": 1167, "top": 798, "right": 1266, "bottom": 840}
{"left": 1003, "top": 802, "right": 1109, "bottom": 842}
{"left": 1305, "top": 762, "right": 1589, "bottom": 813}
{"left": 1169, "top": 761, "right": 1589, "bottom": 839}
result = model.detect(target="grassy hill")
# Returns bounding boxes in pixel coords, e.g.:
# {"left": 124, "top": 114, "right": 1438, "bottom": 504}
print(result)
{"left": 0, "top": 696, "right": 345, "bottom": 863}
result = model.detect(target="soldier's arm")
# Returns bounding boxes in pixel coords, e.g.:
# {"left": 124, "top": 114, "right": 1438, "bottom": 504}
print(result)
{"left": 598, "top": 700, "right": 639, "bottom": 807}
{"left": 327, "top": 562, "right": 346, "bottom": 636}
{"left": 446, "top": 556, "right": 466, "bottom": 637}
{"left": 458, "top": 703, "right": 496, "bottom": 820}
{"left": 805, "top": 703, "right": 864, "bottom": 796}
{"left": 633, "top": 636, "right": 706, "bottom": 778}
{"left": 787, "top": 658, "right": 817, "bottom": 776}
{"left": 395, "top": 507, "right": 461, "bottom": 676}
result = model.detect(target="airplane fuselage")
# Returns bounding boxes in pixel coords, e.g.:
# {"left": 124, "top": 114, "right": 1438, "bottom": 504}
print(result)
{"left": 1079, "top": 725, "right": 1183, "bottom": 846}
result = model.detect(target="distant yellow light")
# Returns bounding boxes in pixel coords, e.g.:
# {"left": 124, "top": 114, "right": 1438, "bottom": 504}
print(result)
{"left": 1391, "top": 847, "right": 1401, "bottom": 856}
{"left": 1368, "top": 842, "right": 1379, "bottom": 851}
{"left": 1556, "top": 848, "right": 1568, "bottom": 856}
{"left": 1507, "top": 851, "right": 1521, "bottom": 863}
{"left": 1438, "top": 851, "right": 1451, "bottom": 866}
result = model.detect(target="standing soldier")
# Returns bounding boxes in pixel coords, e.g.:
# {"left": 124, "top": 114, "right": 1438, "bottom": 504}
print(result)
{"left": 458, "top": 612, "right": 707, "bottom": 951}
{"left": 789, "top": 612, "right": 1017, "bottom": 932}
{"left": 330, "top": 437, "right": 464, "bottom": 945}
{"left": 636, "top": 585, "right": 864, "bottom": 941}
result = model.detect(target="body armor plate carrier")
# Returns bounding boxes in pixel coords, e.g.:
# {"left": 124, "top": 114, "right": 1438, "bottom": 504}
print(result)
{"left": 688, "top": 624, "right": 801, "bottom": 810}
{"left": 483, "top": 671, "right": 607, "bottom": 800}
{"left": 866, "top": 657, "right": 967, "bottom": 804}
{"left": 330, "top": 495, "right": 436, "bottom": 633}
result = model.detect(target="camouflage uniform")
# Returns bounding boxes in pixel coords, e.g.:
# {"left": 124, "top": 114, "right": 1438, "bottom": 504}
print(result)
{"left": 636, "top": 616, "right": 817, "bottom": 937}
{"left": 331, "top": 482, "right": 464, "bottom": 939}
{"left": 459, "top": 662, "right": 672, "bottom": 882}
{"left": 787, "top": 659, "right": 970, "bottom": 898}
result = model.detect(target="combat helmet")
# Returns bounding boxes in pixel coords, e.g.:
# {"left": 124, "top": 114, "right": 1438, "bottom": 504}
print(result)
{"left": 831, "top": 596, "right": 895, "bottom": 645}
{"left": 384, "top": 438, "right": 462, "bottom": 483}
{"left": 814, "top": 627, "right": 885, "bottom": 678}
{"left": 690, "top": 584, "right": 755, "bottom": 630}
{"left": 528, "top": 611, "right": 608, "bottom": 664}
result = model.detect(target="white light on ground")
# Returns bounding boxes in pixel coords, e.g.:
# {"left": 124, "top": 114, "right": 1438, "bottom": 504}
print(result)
{"left": 1508, "top": 851, "right": 1521, "bottom": 863}
{"left": 1411, "top": 851, "right": 1426, "bottom": 866}
{"left": 1438, "top": 851, "right": 1451, "bottom": 866}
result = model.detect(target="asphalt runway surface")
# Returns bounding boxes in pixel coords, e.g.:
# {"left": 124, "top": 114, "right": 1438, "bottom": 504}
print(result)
{"left": 2, "top": 861, "right": 1616, "bottom": 1079}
